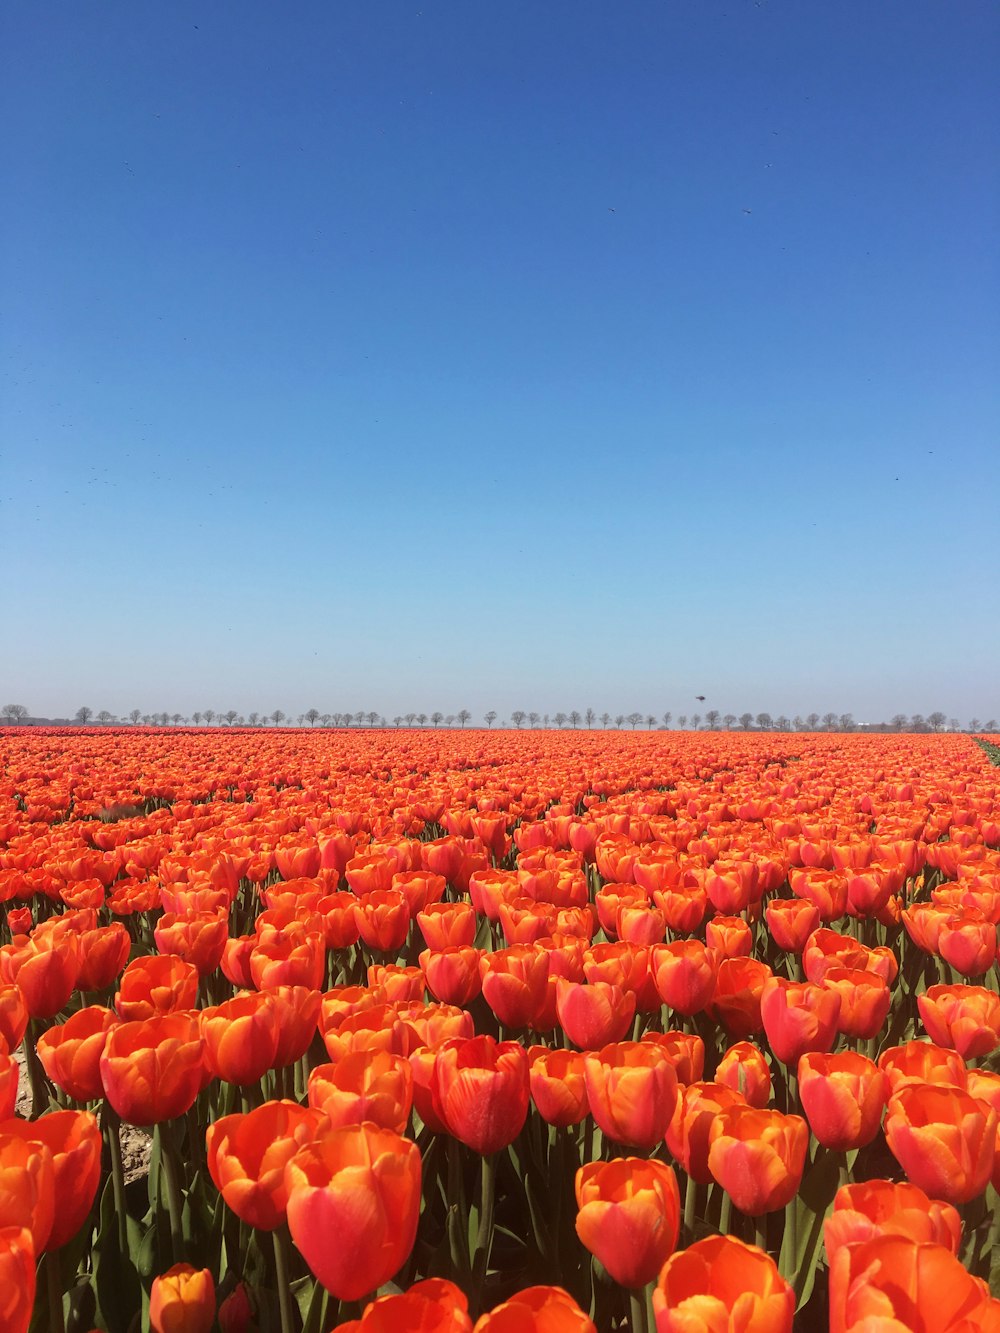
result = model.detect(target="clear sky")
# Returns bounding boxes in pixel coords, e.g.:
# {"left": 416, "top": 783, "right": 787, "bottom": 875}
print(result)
{"left": 2, "top": 2, "right": 998, "bottom": 725}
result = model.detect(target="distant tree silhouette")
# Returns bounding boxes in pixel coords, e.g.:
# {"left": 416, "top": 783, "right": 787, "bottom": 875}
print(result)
{"left": 75, "top": 706, "right": 93, "bottom": 724}
{"left": 529, "top": 712, "right": 540, "bottom": 728}
{"left": 304, "top": 708, "right": 319, "bottom": 726}
{"left": 928, "top": 711, "right": 946, "bottom": 732}
{"left": 662, "top": 712, "right": 672, "bottom": 729}
{"left": 969, "top": 718, "right": 981, "bottom": 732}
{"left": 97, "top": 710, "right": 114, "bottom": 724}
{"left": 431, "top": 712, "right": 443, "bottom": 727}
{"left": 691, "top": 713, "right": 702, "bottom": 729}
{"left": 457, "top": 710, "right": 471, "bottom": 727}
{"left": 270, "top": 710, "right": 285, "bottom": 726}
{"left": 225, "top": 710, "right": 239, "bottom": 725}
{"left": 738, "top": 713, "right": 752, "bottom": 730}
{"left": 723, "top": 714, "right": 736, "bottom": 730}
{"left": 614, "top": 715, "right": 624, "bottom": 729}
{"left": 705, "top": 710, "right": 720, "bottom": 729}
{"left": 756, "top": 713, "right": 772, "bottom": 730}
{"left": 839, "top": 713, "right": 854, "bottom": 732}
{"left": 627, "top": 712, "right": 642, "bottom": 729}
{"left": 585, "top": 708, "right": 596, "bottom": 728}
{"left": 203, "top": 710, "right": 216, "bottom": 726}
{"left": 775, "top": 715, "right": 790, "bottom": 731}
{"left": 484, "top": 711, "right": 497, "bottom": 728}
{"left": 600, "top": 713, "right": 610, "bottom": 728}
{"left": 806, "top": 713, "right": 820, "bottom": 730}
{"left": 554, "top": 712, "right": 567, "bottom": 728}
{"left": 569, "top": 711, "right": 581, "bottom": 728}
{"left": 645, "top": 715, "right": 656, "bottom": 729}
{"left": 2, "top": 704, "right": 28, "bottom": 724}
{"left": 511, "top": 711, "right": 526, "bottom": 728}
{"left": 822, "top": 713, "right": 838, "bottom": 730}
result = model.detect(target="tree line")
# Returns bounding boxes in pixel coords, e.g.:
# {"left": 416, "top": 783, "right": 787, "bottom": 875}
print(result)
{"left": 2, "top": 704, "right": 996, "bottom": 733}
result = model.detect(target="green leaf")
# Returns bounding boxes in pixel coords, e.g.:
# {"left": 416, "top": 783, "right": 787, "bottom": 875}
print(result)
{"left": 779, "top": 1146, "right": 840, "bottom": 1312}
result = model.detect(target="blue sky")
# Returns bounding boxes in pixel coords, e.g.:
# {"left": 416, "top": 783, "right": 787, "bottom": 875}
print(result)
{"left": 2, "top": 2, "right": 998, "bottom": 724}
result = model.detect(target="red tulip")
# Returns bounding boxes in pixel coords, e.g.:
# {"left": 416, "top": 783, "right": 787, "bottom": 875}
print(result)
{"left": 583, "top": 1041, "right": 678, "bottom": 1149}
{"left": 575, "top": 1157, "right": 680, "bottom": 1287}
{"left": 797, "top": 1051, "right": 888, "bottom": 1151}
{"left": 653, "top": 1235, "right": 793, "bottom": 1333}
{"left": 432, "top": 1035, "right": 528, "bottom": 1155}
{"left": 707, "top": 1106, "right": 808, "bottom": 1215}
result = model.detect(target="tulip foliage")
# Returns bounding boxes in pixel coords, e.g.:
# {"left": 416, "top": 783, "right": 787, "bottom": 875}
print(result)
{"left": 0, "top": 724, "right": 999, "bottom": 1331}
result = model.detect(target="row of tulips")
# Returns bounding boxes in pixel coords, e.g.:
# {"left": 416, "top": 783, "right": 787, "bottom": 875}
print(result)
{"left": 0, "top": 727, "right": 998, "bottom": 1331}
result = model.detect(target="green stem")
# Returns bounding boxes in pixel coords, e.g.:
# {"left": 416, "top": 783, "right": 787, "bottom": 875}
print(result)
{"left": 753, "top": 1212, "right": 768, "bottom": 1254}
{"left": 104, "top": 1104, "right": 129, "bottom": 1253}
{"left": 782, "top": 1197, "right": 798, "bottom": 1283}
{"left": 719, "top": 1191, "right": 733, "bottom": 1238}
{"left": 46, "top": 1248, "right": 66, "bottom": 1333}
{"left": 157, "top": 1120, "right": 186, "bottom": 1266}
{"left": 472, "top": 1152, "right": 498, "bottom": 1312}
{"left": 22, "top": 1021, "right": 48, "bottom": 1117}
{"left": 683, "top": 1174, "right": 699, "bottom": 1243}
{"left": 629, "top": 1286, "right": 649, "bottom": 1333}
{"left": 273, "top": 1225, "right": 295, "bottom": 1333}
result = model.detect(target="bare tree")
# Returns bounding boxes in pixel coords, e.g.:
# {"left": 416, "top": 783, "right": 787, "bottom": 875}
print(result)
{"left": 738, "top": 713, "right": 752, "bottom": 730}
{"left": 192, "top": 712, "right": 202, "bottom": 726}
{"left": 97, "top": 710, "right": 114, "bottom": 724}
{"left": 969, "top": 718, "right": 981, "bottom": 733}
{"left": 756, "top": 712, "right": 772, "bottom": 730}
{"left": 775, "top": 715, "right": 790, "bottom": 731}
{"left": 366, "top": 710, "right": 379, "bottom": 727}
{"left": 691, "top": 713, "right": 702, "bottom": 729}
{"left": 554, "top": 712, "right": 567, "bottom": 728}
{"left": 416, "top": 713, "right": 428, "bottom": 726}
{"left": 529, "top": 712, "right": 540, "bottom": 727}
{"left": 600, "top": 712, "right": 610, "bottom": 728}
{"left": 723, "top": 714, "right": 736, "bottom": 730}
{"left": 75, "top": 706, "right": 93, "bottom": 725}
{"left": 928, "top": 711, "right": 946, "bottom": 732}
{"left": 270, "top": 709, "right": 285, "bottom": 726}
{"left": 662, "top": 712, "right": 672, "bottom": 729}
{"left": 511, "top": 710, "right": 526, "bottom": 728}
{"left": 705, "top": 709, "right": 720, "bottom": 729}
{"left": 839, "top": 713, "right": 854, "bottom": 732}
{"left": 431, "top": 712, "right": 443, "bottom": 727}
{"left": 984, "top": 719, "right": 998, "bottom": 732}
{"left": 614, "top": 715, "right": 624, "bottom": 729}
{"left": 585, "top": 708, "right": 596, "bottom": 728}
{"left": 822, "top": 712, "right": 838, "bottom": 730}
{"left": 128, "top": 709, "right": 141, "bottom": 724}
{"left": 457, "top": 710, "right": 471, "bottom": 727}
{"left": 645, "top": 714, "right": 656, "bottom": 729}
{"left": 445, "top": 715, "right": 454, "bottom": 726}
{"left": 405, "top": 713, "right": 416, "bottom": 726}
{"left": 627, "top": 712, "right": 642, "bottom": 729}
{"left": 484, "top": 710, "right": 497, "bottom": 728}
{"left": 569, "top": 710, "right": 581, "bottom": 728}
{"left": 805, "top": 713, "right": 820, "bottom": 730}
{"left": 792, "top": 715, "right": 804, "bottom": 731}
{"left": 223, "top": 709, "right": 238, "bottom": 725}
{"left": 303, "top": 708, "right": 319, "bottom": 726}
{"left": 171, "top": 713, "right": 182, "bottom": 726}
{"left": 203, "top": 709, "right": 216, "bottom": 726}
{"left": 2, "top": 704, "right": 28, "bottom": 724}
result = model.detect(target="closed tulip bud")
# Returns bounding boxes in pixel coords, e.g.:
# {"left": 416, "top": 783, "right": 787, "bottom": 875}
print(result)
{"left": 797, "top": 1051, "right": 888, "bottom": 1151}
{"left": 420, "top": 947, "right": 483, "bottom": 1007}
{"left": 937, "top": 909, "right": 997, "bottom": 977}
{"left": 207, "top": 1099, "right": 326, "bottom": 1230}
{"left": 471, "top": 1286, "right": 595, "bottom": 1332}
{"left": 822, "top": 966, "right": 891, "bottom": 1040}
{"left": 528, "top": 1047, "right": 589, "bottom": 1127}
{"left": 0, "top": 1131, "right": 54, "bottom": 1252}
{"left": 878, "top": 1039, "right": 967, "bottom": 1096}
{"left": 555, "top": 978, "right": 635, "bottom": 1049}
{"left": 575, "top": 1157, "right": 680, "bottom": 1287}
{"left": 268, "top": 984, "right": 322, "bottom": 1068}
{"left": 416, "top": 901, "right": 477, "bottom": 949}
{"left": 583, "top": 1041, "right": 678, "bottom": 1149}
{"left": 666, "top": 1081, "right": 747, "bottom": 1183}
{"left": 707, "top": 958, "right": 772, "bottom": 1039}
{"left": 3, "top": 1110, "right": 102, "bottom": 1250}
{"left": 918, "top": 983, "right": 1000, "bottom": 1059}
{"left": 708, "top": 1106, "right": 809, "bottom": 1216}
{"left": 150, "top": 1263, "right": 215, "bottom": 1333}
{"left": 765, "top": 898, "right": 820, "bottom": 953}
{"left": 154, "top": 910, "right": 228, "bottom": 976}
{"left": 0, "top": 1225, "right": 35, "bottom": 1333}
{"left": 760, "top": 975, "right": 840, "bottom": 1066}
{"left": 201, "top": 991, "right": 281, "bottom": 1086}
{"left": 285, "top": 1122, "right": 422, "bottom": 1301}
{"left": 75, "top": 922, "right": 131, "bottom": 992}
{"left": 220, "top": 934, "right": 257, "bottom": 989}
{"left": 432, "top": 1035, "right": 528, "bottom": 1155}
{"left": 480, "top": 946, "right": 550, "bottom": 1030}
{"left": 650, "top": 940, "right": 717, "bottom": 1016}
{"left": 654, "top": 1235, "right": 794, "bottom": 1333}
{"left": 218, "top": 1282, "right": 253, "bottom": 1333}
{"left": 705, "top": 915, "right": 753, "bottom": 959}
{"left": 884, "top": 1084, "right": 996, "bottom": 1204}
{"left": 309, "top": 1050, "right": 413, "bottom": 1133}
{"left": 715, "top": 1041, "right": 772, "bottom": 1107}
{"left": 824, "top": 1179, "right": 961, "bottom": 1267}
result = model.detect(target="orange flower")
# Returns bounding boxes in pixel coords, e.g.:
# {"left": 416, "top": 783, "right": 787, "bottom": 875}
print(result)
{"left": 432, "top": 1035, "right": 528, "bottom": 1155}
{"left": 765, "top": 898, "right": 820, "bottom": 953}
{"left": 937, "top": 909, "right": 997, "bottom": 977}
{"left": 528, "top": 1047, "right": 589, "bottom": 1128}
{"left": 480, "top": 946, "right": 550, "bottom": 1030}
{"left": 797, "top": 1051, "right": 888, "bottom": 1151}
{"left": 100, "top": 1012, "right": 206, "bottom": 1126}
{"left": 918, "top": 983, "right": 1000, "bottom": 1059}
{"left": 207, "top": 1099, "right": 325, "bottom": 1230}
{"left": 666, "top": 1081, "right": 747, "bottom": 1184}
{"left": 154, "top": 910, "right": 229, "bottom": 976}
{"left": 150, "top": 1263, "right": 216, "bottom": 1333}
{"left": 75, "top": 921, "right": 131, "bottom": 992}
{"left": 715, "top": 1041, "right": 771, "bottom": 1108}
{"left": 6, "top": 1110, "right": 102, "bottom": 1250}
{"left": 200, "top": 991, "right": 281, "bottom": 1086}
{"left": 707, "top": 958, "right": 771, "bottom": 1039}
{"left": 822, "top": 966, "right": 891, "bottom": 1040}
{"left": 115, "top": 954, "right": 199, "bottom": 1022}
{"left": 471, "top": 1286, "right": 595, "bottom": 1332}
{"left": 268, "top": 984, "right": 322, "bottom": 1068}
{"left": 575, "top": 1157, "right": 680, "bottom": 1287}
{"left": 420, "top": 947, "right": 483, "bottom": 1007}
{"left": 0, "top": 1226, "right": 35, "bottom": 1333}
{"left": 653, "top": 1235, "right": 793, "bottom": 1332}
{"left": 555, "top": 978, "right": 635, "bottom": 1049}
{"left": 823, "top": 1179, "right": 961, "bottom": 1266}
{"left": 827, "top": 1236, "right": 1000, "bottom": 1333}
{"left": 583, "top": 1041, "right": 678, "bottom": 1149}
{"left": 416, "top": 901, "right": 477, "bottom": 949}
{"left": 0, "top": 932, "right": 80, "bottom": 1017}
{"left": 354, "top": 888, "right": 411, "bottom": 953}
{"left": 650, "top": 940, "right": 717, "bottom": 1016}
{"left": 878, "top": 1039, "right": 967, "bottom": 1095}
{"left": 0, "top": 985, "right": 28, "bottom": 1053}
{"left": 707, "top": 1106, "right": 808, "bottom": 1216}
{"left": 0, "top": 1054, "right": 15, "bottom": 1120}
{"left": 759, "top": 976, "right": 840, "bottom": 1066}
{"left": 705, "top": 915, "right": 753, "bottom": 959}
{"left": 0, "top": 1130, "right": 54, "bottom": 1252}
{"left": 285, "top": 1122, "right": 421, "bottom": 1301}
{"left": 308, "top": 1050, "right": 413, "bottom": 1134}
{"left": 330, "top": 1278, "right": 473, "bottom": 1333}
{"left": 884, "top": 1084, "right": 996, "bottom": 1204}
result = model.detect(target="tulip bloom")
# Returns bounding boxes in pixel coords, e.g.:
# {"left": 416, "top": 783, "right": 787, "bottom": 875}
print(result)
{"left": 207, "top": 1099, "right": 326, "bottom": 1230}
{"left": 480, "top": 946, "right": 549, "bottom": 1030}
{"left": 416, "top": 901, "right": 478, "bottom": 950}
{"left": 154, "top": 910, "right": 229, "bottom": 976}
{"left": 528, "top": 1047, "right": 589, "bottom": 1128}
{"left": 824, "top": 1179, "right": 961, "bottom": 1266}
{"left": 0, "top": 933, "right": 79, "bottom": 1018}
{"left": 201, "top": 991, "right": 281, "bottom": 1086}
{"left": 759, "top": 976, "right": 840, "bottom": 1066}
{"left": 822, "top": 966, "right": 891, "bottom": 1040}
{"left": 354, "top": 889, "right": 411, "bottom": 953}
{"left": 705, "top": 915, "right": 753, "bottom": 959}
{"left": 575, "top": 1157, "right": 680, "bottom": 1287}
{"left": 331, "top": 1278, "right": 473, "bottom": 1333}
{"left": 666, "top": 1082, "right": 747, "bottom": 1184}
{"left": 654, "top": 1235, "right": 793, "bottom": 1333}
{"left": 707, "top": 958, "right": 771, "bottom": 1039}
{"left": 715, "top": 1042, "right": 772, "bottom": 1108}
{"left": 765, "top": 898, "right": 820, "bottom": 954}
{"left": 4, "top": 1110, "right": 102, "bottom": 1250}
{"left": 0, "top": 986, "right": 28, "bottom": 1055}
{"left": 420, "top": 947, "right": 483, "bottom": 1007}
{"left": 878, "top": 1039, "right": 967, "bottom": 1096}
{"left": 797, "top": 1051, "right": 888, "bottom": 1151}
{"left": 150, "top": 1263, "right": 216, "bottom": 1333}
{"left": 707, "top": 1107, "right": 809, "bottom": 1216}
{"left": 918, "top": 983, "right": 1000, "bottom": 1059}
{"left": 0, "top": 1226, "right": 35, "bottom": 1333}
{"left": 555, "top": 978, "right": 635, "bottom": 1049}
{"left": 471, "top": 1286, "right": 595, "bottom": 1332}
{"left": 0, "top": 1131, "right": 54, "bottom": 1252}
{"left": 650, "top": 940, "right": 717, "bottom": 1016}
{"left": 432, "top": 1036, "right": 529, "bottom": 1155}
{"left": 827, "top": 1236, "right": 1000, "bottom": 1333}
{"left": 583, "top": 1041, "right": 678, "bottom": 1149}
{"left": 268, "top": 984, "right": 322, "bottom": 1068}
{"left": 937, "top": 909, "right": 997, "bottom": 977}
{"left": 115, "top": 954, "right": 199, "bottom": 1022}
{"left": 285, "top": 1122, "right": 421, "bottom": 1301}
{"left": 100, "top": 1012, "right": 206, "bottom": 1126}
{"left": 75, "top": 921, "right": 131, "bottom": 992}
{"left": 309, "top": 1050, "right": 413, "bottom": 1134}
{"left": 884, "top": 1084, "right": 996, "bottom": 1204}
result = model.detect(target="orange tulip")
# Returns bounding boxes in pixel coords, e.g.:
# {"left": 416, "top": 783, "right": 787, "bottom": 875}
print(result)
{"left": 528, "top": 1047, "right": 589, "bottom": 1127}
{"left": 0, "top": 985, "right": 28, "bottom": 1054}
{"left": 0, "top": 1130, "right": 54, "bottom": 1251}
{"left": 420, "top": 947, "right": 483, "bottom": 1007}
{"left": 201, "top": 990, "right": 281, "bottom": 1086}
{"left": 640, "top": 1030, "right": 705, "bottom": 1085}
{"left": 707, "top": 1106, "right": 808, "bottom": 1215}
{"left": 705, "top": 915, "right": 753, "bottom": 959}
{"left": 583, "top": 1041, "right": 678, "bottom": 1149}
{"left": 884, "top": 1083, "right": 996, "bottom": 1204}
{"left": 36, "top": 1006, "right": 117, "bottom": 1105}
{"left": 115, "top": 954, "right": 199, "bottom": 1022}
{"left": 285, "top": 1122, "right": 421, "bottom": 1301}
{"left": 878, "top": 1039, "right": 967, "bottom": 1095}
{"left": 471, "top": 1286, "right": 595, "bottom": 1332}
{"left": 75, "top": 921, "right": 131, "bottom": 992}
{"left": 149, "top": 1263, "right": 216, "bottom": 1333}
{"left": 100, "top": 1012, "right": 206, "bottom": 1125}
{"left": 480, "top": 946, "right": 549, "bottom": 1030}
{"left": 416, "top": 901, "right": 477, "bottom": 949}
{"left": 918, "top": 982, "right": 1000, "bottom": 1059}
{"left": 822, "top": 966, "right": 891, "bottom": 1040}
{"left": 653, "top": 1235, "right": 794, "bottom": 1333}
{"left": 308, "top": 1049, "right": 413, "bottom": 1133}
{"left": 707, "top": 958, "right": 771, "bottom": 1039}
{"left": 0, "top": 932, "right": 80, "bottom": 1017}
{"left": 797, "top": 1051, "right": 888, "bottom": 1151}
{"left": 555, "top": 978, "right": 635, "bottom": 1048}
{"left": 330, "top": 1278, "right": 473, "bottom": 1332}
{"left": 575, "top": 1157, "right": 680, "bottom": 1287}
{"left": 765, "top": 898, "right": 820, "bottom": 953}
{"left": 666, "top": 1081, "right": 747, "bottom": 1184}
{"left": 154, "top": 910, "right": 229, "bottom": 976}
{"left": 715, "top": 1041, "right": 772, "bottom": 1108}
{"left": 827, "top": 1236, "right": 1000, "bottom": 1333}
{"left": 650, "top": 940, "right": 717, "bottom": 1016}
{"left": 250, "top": 928, "right": 325, "bottom": 990}
{"left": 759, "top": 975, "right": 840, "bottom": 1066}
{"left": 432, "top": 1035, "right": 528, "bottom": 1155}
{"left": 0, "top": 1225, "right": 35, "bottom": 1333}
{"left": 823, "top": 1179, "right": 961, "bottom": 1266}
{"left": 937, "top": 908, "right": 997, "bottom": 977}
{"left": 268, "top": 984, "right": 322, "bottom": 1068}
{"left": 4, "top": 1110, "right": 101, "bottom": 1249}
{"left": 354, "top": 888, "right": 411, "bottom": 953}
{"left": 206, "top": 1099, "right": 325, "bottom": 1230}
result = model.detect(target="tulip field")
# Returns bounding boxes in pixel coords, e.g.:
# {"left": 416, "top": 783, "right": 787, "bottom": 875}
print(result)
{"left": 3, "top": 726, "right": 1000, "bottom": 1333}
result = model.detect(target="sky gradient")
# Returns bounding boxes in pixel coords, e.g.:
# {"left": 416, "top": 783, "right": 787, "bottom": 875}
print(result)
{"left": 2, "top": 2, "right": 998, "bottom": 724}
